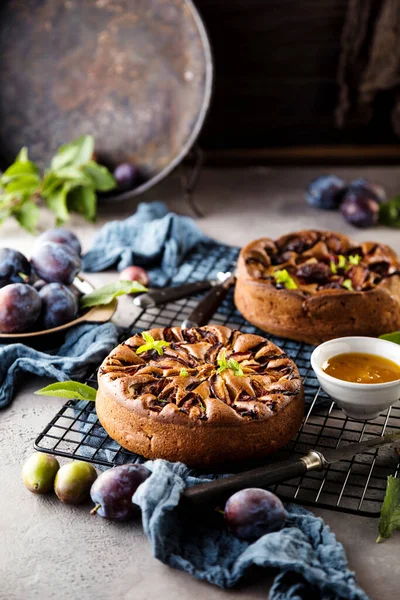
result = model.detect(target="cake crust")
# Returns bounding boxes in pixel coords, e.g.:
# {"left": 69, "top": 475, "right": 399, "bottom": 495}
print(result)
{"left": 96, "top": 325, "right": 304, "bottom": 467}
{"left": 234, "top": 230, "right": 400, "bottom": 345}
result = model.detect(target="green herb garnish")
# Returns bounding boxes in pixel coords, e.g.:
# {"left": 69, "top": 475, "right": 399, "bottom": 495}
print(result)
{"left": 380, "top": 196, "right": 400, "bottom": 228}
{"left": 347, "top": 254, "right": 361, "bottom": 266}
{"left": 80, "top": 280, "right": 148, "bottom": 309}
{"left": 217, "top": 351, "right": 244, "bottom": 376}
{"left": 274, "top": 269, "right": 298, "bottom": 290}
{"left": 342, "top": 279, "right": 354, "bottom": 291}
{"left": 380, "top": 331, "right": 400, "bottom": 345}
{"left": 180, "top": 368, "right": 189, "bottom": 377}
{"left": 136, "top": 332, "right": 170, "bottom": 356}
{"left": 35, "top": 381, "right": 97, "bottom": 402}
{"left": 330, "top": 261, "right": 337, "bottom": 275}
{"left": 338, "top": 255, "right": 347, "bottom": 269}
{"left": 0, "top": 136, "right": 116, "bottom": 233}
{"left": 377, "top": 476, "right": 400, "bottom": 542}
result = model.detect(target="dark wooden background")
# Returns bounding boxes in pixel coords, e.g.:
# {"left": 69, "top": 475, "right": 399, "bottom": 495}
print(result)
{"left": 195, "top": 0, "right": 399, "bottom": 156}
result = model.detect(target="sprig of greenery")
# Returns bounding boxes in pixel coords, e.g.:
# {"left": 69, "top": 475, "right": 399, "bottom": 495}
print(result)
{"left": 136, "top": 332, "right": 170, "bottom": 356}
{"left": 377, "top": 476, "right": 400, "bottom": 542}
{"left": 35, "top": 381, "right": 97, "bottom": 402}
{"left": 217, "top": 351, "right": 244, "bottom": 376}
{"left": 80, "top": 280, "right": 148, "bottom": 309}
{"left": 273, "top": 269, "right": 298, "bottom": 290}
{"left": 342, "top": 279, "right": 354, "bottom": 291}
{"left": 180, "top": 368, "right": 189, "bottom": 377}
{"left": 380, "top": 196, "right": 400, "bottom": 228}
{"left": 330, "top": 254, "right": 361, "bottom": 274}
{"left": 0, "top": 136, "right": 116, "bottom": 233}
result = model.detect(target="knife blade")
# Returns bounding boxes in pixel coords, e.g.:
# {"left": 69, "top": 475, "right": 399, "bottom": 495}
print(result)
{"left": 182, "top": 431, "right": 400, "bottom": 507}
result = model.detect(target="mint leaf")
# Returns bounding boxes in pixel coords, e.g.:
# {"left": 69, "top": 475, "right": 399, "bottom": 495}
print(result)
{"left": 377, "top": 476, "right": 400, "bottom": 542}
{"left": 14, "top": 200, "right": 41, "bottom": 233}
{"left": 16, "top": 147, "right": 29, "bottom": 163}
{"left": 44, "top": 183, "right": 70, "bottom": 225}
{"left": 274, "top": 269, "right": 298, "bottom": 290}
{"left": 330, "top": 261, "right": 337, "bottom": 274}
{"left": 180, "top": 368, "right": 189, "bottom": 377}
{"left": 380, "top": 331, "right": 400, "bottom": 345}
{"left": 50, "top": 135, "right": 95, "bottom": 170}
{"left": 2, "top": 160, "right": 39, "bottom": 180}
{"left": 83, "top": 161, "right": 116, "bottom": 191}
{"left": 348, "top": 254, "right": 361, "bottom": 266}
{"left": 136, "top": 331, "right": 170, "bottom": 356}
{"left": 35, "top": 381, "right": 97, "bottom": 402}
{"left": 380, "top": 196, "right": 400, "bottom": 228}
{"left": 80, "top": 280, "right": 148, "bottom": 309}
{"left": 216, "top": 350, "right": 229, "bottom": 374}
{"left": 227, "top": 358, "right": 244, "bottom": 376}
{"left": 67, "top": 186, "right": 97, "bottom": 222}
{"left": 342, "top": 279, "right": 354, "bottom": 291}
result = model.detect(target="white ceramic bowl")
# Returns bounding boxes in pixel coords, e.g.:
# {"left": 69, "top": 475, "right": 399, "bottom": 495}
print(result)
{"left": 311, "top": 336, "right": 400, "bottom": 420}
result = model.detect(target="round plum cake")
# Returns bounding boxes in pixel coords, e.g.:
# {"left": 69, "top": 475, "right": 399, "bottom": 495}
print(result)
{"left": 96, "top": 325, "right": 304, "bottom": 467}
{"left": 235, "top": 229, "right": 400, "bottom": 345}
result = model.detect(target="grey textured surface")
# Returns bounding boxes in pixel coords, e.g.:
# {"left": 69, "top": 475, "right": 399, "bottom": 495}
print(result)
{"left": 1, "top": 167, "right": 400, "bottom": 600}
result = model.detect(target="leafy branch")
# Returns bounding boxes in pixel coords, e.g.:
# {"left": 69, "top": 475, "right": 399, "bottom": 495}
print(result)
{"left": 0, "top": 135, "right": 116, "bottom": 233}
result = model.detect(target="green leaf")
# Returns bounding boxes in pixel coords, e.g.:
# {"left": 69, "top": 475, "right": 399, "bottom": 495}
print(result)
{"left": 337, "top": 255, "right": 347, "bottom": 269}
{"left": 217, "top": 351, "right": 244, "bottom": 376}
{"left": 51, "top": 166, "right": 91, "bottom": 184}
{"left": 136, "top": 331, "right": 170, "bottom": 356}
{"left": 342, "top": 279, "right": 354, "bottom": 291}
{"left": 380, "top": 196, "right": 400, "bottom": 228}
{"left": 273, "top": 269, "right": 298, "bottom": 290}
{"left": 227, "top": 358, "right": 244, "bottom": 376}
{"left": 3, "top": 174, "right": 40, "bottom": 196}
{"left": 82, "top": 161, "right": 116, "bottom": 191}
{"left": 348, "top": 254, "right": 361, "bottom": 266}
{"left": 2, "top": 160, "right": 39, "bottom": 180}
{"left": 16, "top": 147, "right": 29, "bottom": 163}
{"left": 50, "top": 135, "right": 95, "bottom": 170}
{"left": 377, "top": 476, "right": 400, "bottom": 542}
{"left": 180, "top": 368, "right": 189, "bottom": 377}
{"left": 80, "top": 280, "right": 148, "bottom": 309}
{"left": 35, "top": 381, "right": 97, "bottom": 402}
{"left": 329, "top": 261, "right": 337, "bottom": 274}
{"left": 67, "top": 186, "right": 97, "bottom": 222}
{"left": 44, "top": 183, "right": 70, "bottom": 225}
{"left": 380, "top": 331, "right": 400, "bottom": 345}
{"left": 14, "top": 200, "right": 40, "bottom": 233}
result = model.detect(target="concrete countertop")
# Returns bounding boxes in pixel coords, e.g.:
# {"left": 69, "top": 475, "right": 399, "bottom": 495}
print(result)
{"left": 1, "top": 167, "right": 400, "bottom": 600}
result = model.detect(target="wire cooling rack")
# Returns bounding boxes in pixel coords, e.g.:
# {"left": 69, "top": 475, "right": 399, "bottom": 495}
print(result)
{"left": 35, "top": 243, "right": 400, "bottom": 517}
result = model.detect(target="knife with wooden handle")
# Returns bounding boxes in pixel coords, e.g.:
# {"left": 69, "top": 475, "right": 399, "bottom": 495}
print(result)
{"left": 181, "top": 272, "right": 236, "bottom": 329}
{"left": 182, "top": 431, "right": 400, "bottom": 507}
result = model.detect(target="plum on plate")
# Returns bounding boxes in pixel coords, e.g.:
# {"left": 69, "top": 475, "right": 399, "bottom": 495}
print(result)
{"left": 22, "top": 452, "right": 60, "bottom": 494}
{"left": 0, "top": 283, "right": 41, "bottom": 333}
{"left": 90, "top": 464, "right": 151, "bottom": 520}
{"left": 224, "top": 488, "right": 286, "bottom": 541}
{"left": 39, "top": 283, "right": 78, "bottom": 329}
{"left": 305, "top": 175, "right": 346, "bottom": 210}
{"left": 35, "top": 228, "right": 82, "bottom": 256}
{"left": 54, "top": 461, "right": 97, "bottom": 505}
{"left": 31, "top": 241, "right": 81, "bottom": 285}
{"left": 0, "top": 248, "right": 31, "bottom": 288}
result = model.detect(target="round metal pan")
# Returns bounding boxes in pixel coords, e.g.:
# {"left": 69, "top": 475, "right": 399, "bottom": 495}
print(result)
{"left": 0, "top": 0, "right": 213, "bottom": 201}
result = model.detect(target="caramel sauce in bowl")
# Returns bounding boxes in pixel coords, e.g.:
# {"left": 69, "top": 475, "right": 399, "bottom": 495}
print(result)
{"left": 311, "top": 337, "right": 400, "bottom": 420}
{"left": 322, "top": 352, "right": 400, "bottom": 384}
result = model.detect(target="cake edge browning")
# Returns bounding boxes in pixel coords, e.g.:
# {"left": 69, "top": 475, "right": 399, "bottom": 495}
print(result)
{"left": 96, "top": 385, "right": 304, "bottom": 467}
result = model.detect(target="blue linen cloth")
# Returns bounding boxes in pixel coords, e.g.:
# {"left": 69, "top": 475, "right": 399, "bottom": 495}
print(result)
{"left": 0, "top": 322, "right": 120, "bottom": 409}
{"left": 82, "top": 201, "right": 211, "bottom": 285}
{"left": 134, "top": 460, "right": 369, "bottom": 600}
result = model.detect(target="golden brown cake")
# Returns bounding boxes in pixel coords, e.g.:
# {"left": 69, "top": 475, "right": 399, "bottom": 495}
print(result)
{"left": 234, "top": 229, "right": 400, "bottom": 345}
{"left": 96, "top": 325, "right": 304, "bottom": 467}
